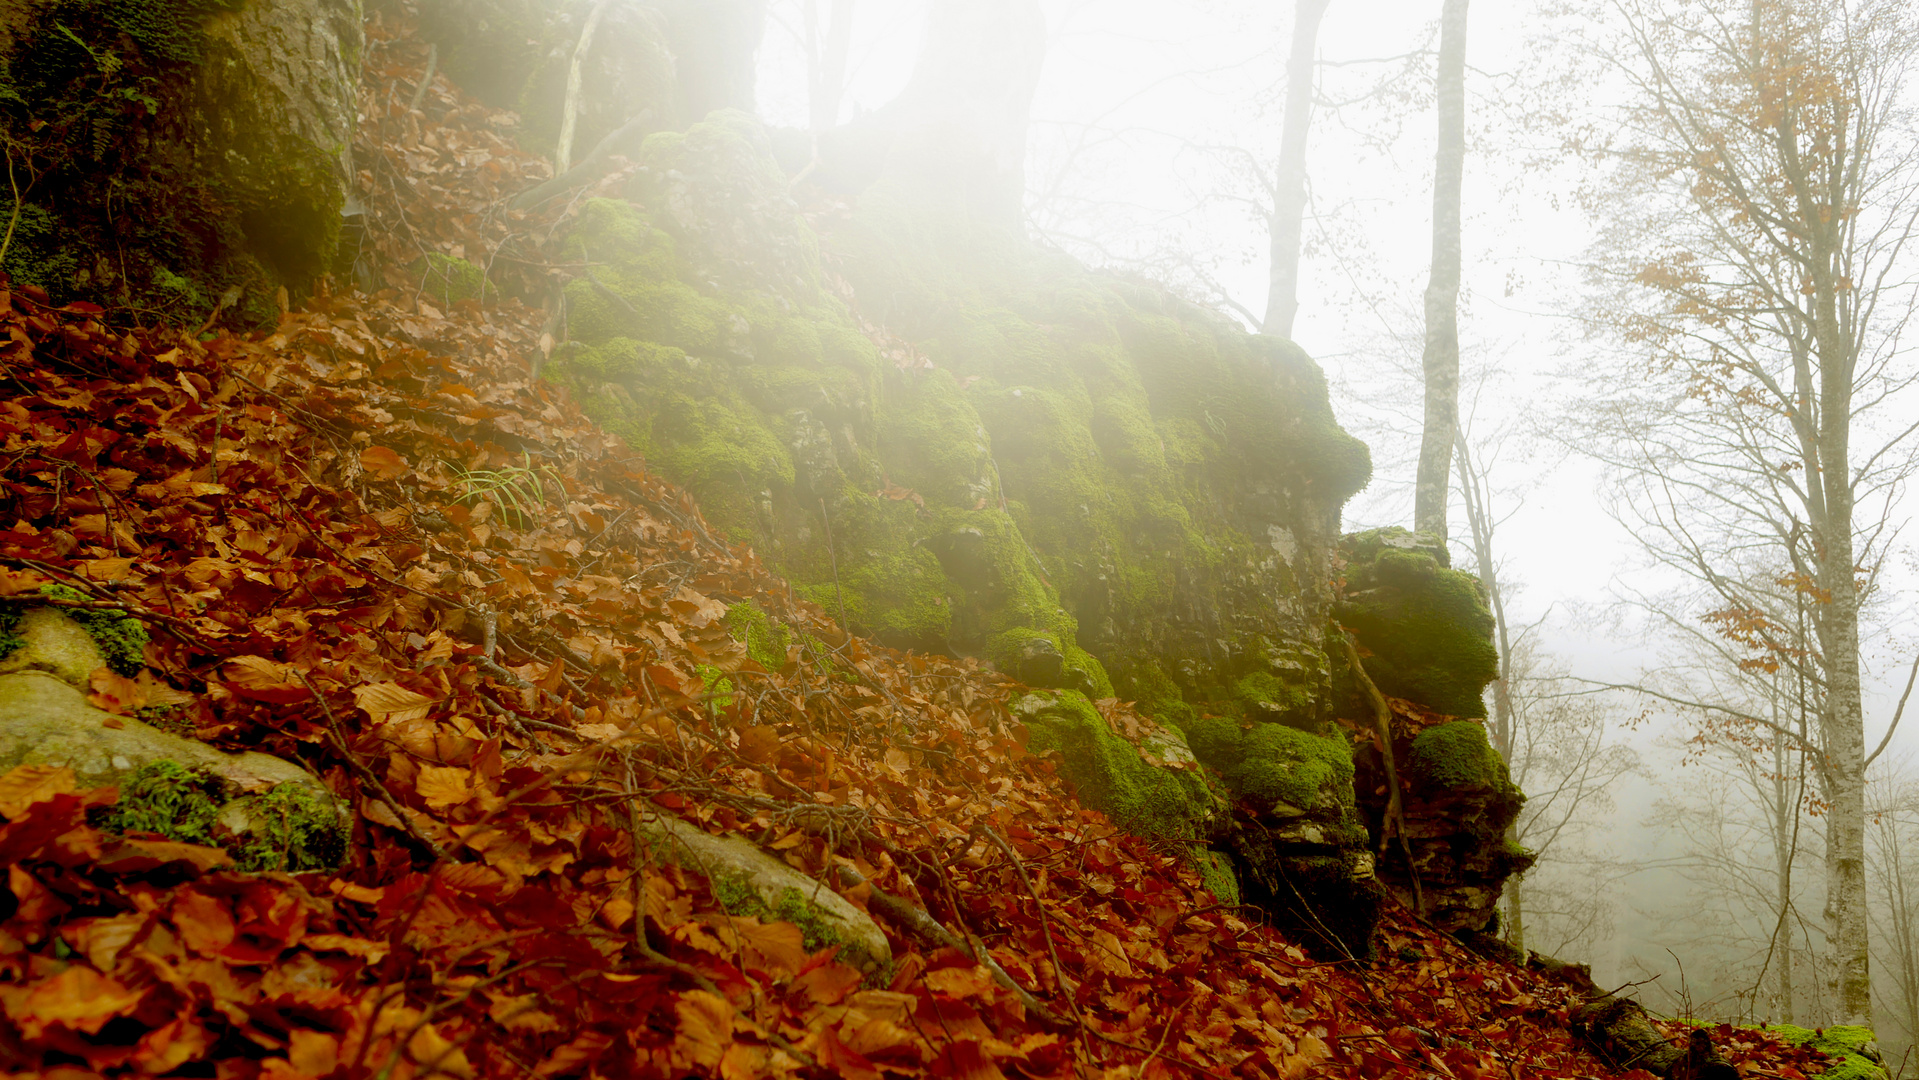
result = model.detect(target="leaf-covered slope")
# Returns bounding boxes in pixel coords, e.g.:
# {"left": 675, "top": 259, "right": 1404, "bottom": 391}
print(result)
{"left": 0, "top": 12, "right": 1851, "bottom": 1080}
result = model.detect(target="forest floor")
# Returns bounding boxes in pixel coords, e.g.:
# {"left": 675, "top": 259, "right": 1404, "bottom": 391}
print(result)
{"left": 0, "top": 9, "right": 1847, "bottom": 1079}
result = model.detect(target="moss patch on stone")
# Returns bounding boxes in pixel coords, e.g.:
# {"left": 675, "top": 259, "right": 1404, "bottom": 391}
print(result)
{"left": 1407, "top": 721, "right": 1514, "bottom": 794}
{"left": 1018, "top": 691, "right": 1219, "bottom": 841}
{"left": 5, "top": 584, "right": 150, "bottom": 676}
{"left": 714, "top": 875, "right": 849, "bottom": 954}
{"left": 1338, "top": 528, "right": 1498, "bottom": 719}
{"left": 1183, "top": 716, "right": 1354, "bottom": 811}
{"left": 100, "top": 760, "right": 223, "bottom": 846}
{"left": 228, "top": 780, "right": 348, "bottom": 873}
{"left": 98, "top": 760, "right": 344, "bottom": 872}
{"left": 1766, "top": 1025, "right": 1886, "bottom": 1080}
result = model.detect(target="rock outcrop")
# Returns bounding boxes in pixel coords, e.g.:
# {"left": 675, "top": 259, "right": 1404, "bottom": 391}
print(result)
{"left": 0, "top": 0, "right": 363, "bottom": 321}
{"left": 0, "top": 605, "right": 347, "bottom": 871}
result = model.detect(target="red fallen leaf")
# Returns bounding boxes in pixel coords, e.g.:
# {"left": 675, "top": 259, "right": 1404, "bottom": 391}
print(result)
{"left": 930, "top": 1038, "right": 1008, "bottom": 1080}
{"left": 359, "top": 444, "right": 410, "bottom": 480}
{"left": 815, "top": 1024, "right": 884, "bottom": 1080}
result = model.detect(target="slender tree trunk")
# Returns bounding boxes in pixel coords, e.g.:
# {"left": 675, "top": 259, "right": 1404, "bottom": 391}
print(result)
{"left": 805, "top": 0, "right": 855, "bottom": 134}
{"left": 1262, "top": 0, "right": 1331, "bottom": 339}
{"left": 1413, "top": 0, "right": 1468, "bottom": 542}
{"left": 1772, "top": 724, "right": 1795, "bottom": 1024}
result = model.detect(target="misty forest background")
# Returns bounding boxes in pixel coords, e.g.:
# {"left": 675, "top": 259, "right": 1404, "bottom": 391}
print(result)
{"left": 741, "top": 0, "right": 1919, "bottom": 1064}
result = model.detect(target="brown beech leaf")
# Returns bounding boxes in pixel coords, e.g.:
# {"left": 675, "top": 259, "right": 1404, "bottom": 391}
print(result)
{"left": 353, "top": 681, "right": 436, "bottom": 723}
{"left": 359, "top": 444, "right": 410, "bottom": 480}
{"left": 86, "top": 666, "right": 146, "bottom": 714}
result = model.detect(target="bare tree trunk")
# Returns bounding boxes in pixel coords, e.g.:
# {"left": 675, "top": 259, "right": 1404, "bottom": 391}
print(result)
{"left": 805, "top": 0, "right": 855, "bottom": 134}
{"left": 1771, "top": 722, "right": 1795, "bottom": 1024}
{"left": 1261, "top": 0, "right": 1331, "bottom": 339}
{"left": 1413, "top": 0, "right": 1468, "bottom": 542}
{"left": 880, "top": 0, "right": 1047, "bottom": 229}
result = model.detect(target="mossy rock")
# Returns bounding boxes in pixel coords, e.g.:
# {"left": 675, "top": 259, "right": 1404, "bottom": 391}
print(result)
{"left": 0, "top": 595, "right": 149, "bottom": 683}
{"left": 1012, "top": 690, "right": 1220, "bottom": 841}
{"left": 990, "top": 627, "right": 1112, "bottom": 698}
{"left": 1337, "top": 527, "right": 1498, "bottom": 719}
{"left": 0, "top": 0, "right": 361, "bottom": 321}
{"left": 637, "top": 810, "right": 889, "bottom": 976}
{"left": 0, "top": 672, "right": 349, "bottom": 871}
{"left": 1183, "top": 715, "right": 1354, "bottom": 814}
{"left": 546, "top": 109, "right": 1368, "bottom": 737}
{"left": 1765, "top": 1026, "right": 1885, "bottom": 1080}
{"left": 1407, "top": 721, "right": 1515, "bottom": 796}
{"left": 101, "top": 760, "right": 348, "bottom": 872}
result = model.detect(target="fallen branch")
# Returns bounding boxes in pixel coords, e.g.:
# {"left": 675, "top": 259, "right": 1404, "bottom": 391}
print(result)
{"left": 833, "top": 863, "right": 1065, "bottom": 1027}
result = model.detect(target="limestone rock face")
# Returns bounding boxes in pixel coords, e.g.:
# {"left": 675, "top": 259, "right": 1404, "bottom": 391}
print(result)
{"left": 192, "top": 0, "right": 364, "bottom": 284}
{"left": 1394, "top": 721, "right": 1531, "bottom": 932}
{"left": 0, "top": 0, "right": 362, "bottom": 320}
{"left": 638, "top": 811, "right": 890, "bottom": 976}
{"left": 1184, "top": 714, "right": 1380, "bottom": 958}
{"left": 546, "top": 109, "right": 1370, "bottom": 728}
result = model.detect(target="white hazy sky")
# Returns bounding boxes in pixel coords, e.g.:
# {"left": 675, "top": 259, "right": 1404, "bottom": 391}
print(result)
{"left": 753, "top": 0, "right": 1919, "bottom": 762}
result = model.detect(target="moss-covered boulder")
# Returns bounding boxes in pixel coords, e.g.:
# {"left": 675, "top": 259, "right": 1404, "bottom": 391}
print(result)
{"left": 1012, "top": 691, "right": 1220, "bottom": 842}
{"left": 1766, "top": 1025, "right": 1886, "bottom": 1080}
{"left": 1337, "top": 527, "right": 1498, "bottom": 719}
{"left": 0, "top": 0, "right": 362, "bottom": 321}
{"left": 1184, "top": 714, "right": 1380, "bottom": 957}
{"left": 0, "top": 672, "right": 348, "bottom": 870}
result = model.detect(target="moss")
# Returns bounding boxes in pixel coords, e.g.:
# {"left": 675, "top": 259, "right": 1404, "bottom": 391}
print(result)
{"left": 100, "top": 760, "right": 223, "bottom": 846}
{"left": 1767, "top": 1025, "right": 1886, "bottom": 1080}
{"left": 98, "top": 760, "right": 344, "bottom": 872}
{"left": 714, "top": 876, "right": 848, "bottom": 954}
{"left": 1338, "top": 528, "right": 1499, "bottom": 719}
{"left": 725, "top": 602, "right": 791, "bottom": 671}
{"left": 1019, "top": 690, "right": 1218, "bottom": 840}
{"left": 696, "top": 664, "right": 735, "bottom": 715}
{"left": 0, "top": 606, "right": 23, "bottom": 663}
{"left": 227, "top": 781, "right": 347, "bottom": 872}
{"left": 1194, "top": 849, "right": 1240, "bottom": 907}
{"left": 1184, "top": 716, "right": 1354, "bottom": 811}
{"left": 36, "top": 583, "right": 147, "bottom": 676}
{"left": 1233, "top": 671, "right": 1316, "bottom": 728}
{"left": 413, "top": 253, "right": 487, "bottom": 306}
{"left": 1407, "top": 721, "right": 1513, "bottom": 793}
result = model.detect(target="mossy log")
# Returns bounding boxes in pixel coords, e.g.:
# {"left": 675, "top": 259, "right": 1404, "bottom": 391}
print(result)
{"left": 1572, "top": 997, "right": 1736, "bottom": 1080}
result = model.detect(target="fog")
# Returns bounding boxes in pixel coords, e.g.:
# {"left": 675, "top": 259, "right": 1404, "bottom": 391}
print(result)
{"left": 756, "top": 0, "right": 1919, "bottom": 1056}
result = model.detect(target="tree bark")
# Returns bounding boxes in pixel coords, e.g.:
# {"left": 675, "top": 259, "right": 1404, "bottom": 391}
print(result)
{"left": 806, "top": 0, "right": 856, "bottom": 134}
{"left": 1413, "top": 0, "right": 1468, "bottom": 542}
{"left": 880, "top": 0, "right": 1046, "bottom": 229}
{"left": 1261, "top": 0, "right": 1332, "bottom": 339}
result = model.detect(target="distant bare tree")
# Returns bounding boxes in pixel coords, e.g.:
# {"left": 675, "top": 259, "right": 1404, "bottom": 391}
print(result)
{"left": 1412, "top": 0, "right": 1468, "bottom": 542}
{"left": 1570, "top": 0, "right": 1919, "bottom": 1024}
{"left": 1263, "top": 0, "right": 1332, "bottom": 339}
